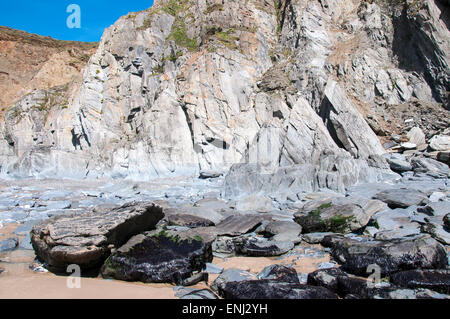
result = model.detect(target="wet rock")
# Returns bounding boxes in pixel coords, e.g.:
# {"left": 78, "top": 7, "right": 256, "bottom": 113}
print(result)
{"left": 257, "top": 265, "right": 300, "bottom": 284}
{"left": 0, "top": 237, "right": 19, "bottom": 252}
{"left": 180, "top": 289, "right": 218, "bottom": 299}
{"left": 215, "top": 215, "right": 264, "bottom": 237}
{"left": 167, "top": 214, "right": 215, "bottom": 228}
{"left": 219, "top": 280, "right": 338, "bottom": 299}
{"left": 204, "top": 263, "right": 223, "bottom": 274}
{"left": 373, "top": 188, "right": 429, "bottom": 208}
{"left": 211, "top": 269, "right": 257, "bottom": 292}
{"left": 307, "top": 267, "right": 348, "bottom": 292}
{"left": 234, "top": 237, "right": 294, "bottom": 257}
{"left": 294, "top": 203, "right": 374, "bottom": 234}
{"left": 31, "top": 201, "right": 164, "bottom": 271}
{"left": 390, "top": 270, "right": 450, "bottom": 294}
{"left": 19, "top": 234, "right": 33, "bottom": 250}
{"left": 101, "top": 231, "right": 212, "bottom": 284}
{"left": 330, "top": 235, "right": 448, "bottom": 276}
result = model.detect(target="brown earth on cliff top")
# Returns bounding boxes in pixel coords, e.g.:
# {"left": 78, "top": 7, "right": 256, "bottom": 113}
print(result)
{"left": 0, "top": 26, "right": 97, "bottom": 118}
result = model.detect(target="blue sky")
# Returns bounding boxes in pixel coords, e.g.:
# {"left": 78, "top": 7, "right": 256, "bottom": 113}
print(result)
{"left": 0, "top": 1, "right": 154, "bottom": 42}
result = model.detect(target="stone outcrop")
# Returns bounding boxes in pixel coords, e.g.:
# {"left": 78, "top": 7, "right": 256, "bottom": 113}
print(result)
{"left": 30, "top": 202, "right": 164, "bottom": 271}
{"left": 101, "top": 231, "right": 212, "bottom": 284}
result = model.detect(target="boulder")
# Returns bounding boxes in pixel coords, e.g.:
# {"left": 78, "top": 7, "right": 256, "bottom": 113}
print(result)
{"left": 211, "top": 269, "right": 257, "bottom": 292}
{"left": 294, "top": 203, "right": 374, "bottom": 234}
{"left": 329, "top": 235, "right": 448, "bottom": 276}
{"left": 302, "top": 232, "right": 336, "bottom": 244}
{"left": 0, "top": 237, "right": 19, "bottom": 252}
{"left": 307, "top": 267, "right": 348, "bottom": 292}
{"left": 373, "top": 188, "right": 428, "bottom": 208}
{"left": 30, "top": 202, "right": 164, "bottom": 271}
{"left": 219, "top": 280, "right": 338, "bottom": 299}
{"left": 429, "top": 135, "right": 450, "bottom": 152}
{"left": 390, "top": 270, "right": 450, "bottom": 294}
{"left": 385, "top": 154, "right": 412, "bottom": 173}
{"left": 101, "top": 231, "right": 212, "bottom": 284}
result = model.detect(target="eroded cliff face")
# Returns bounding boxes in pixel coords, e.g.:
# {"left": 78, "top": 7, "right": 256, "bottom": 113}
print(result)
{"left": 0, "top": 0, "right": 448, "bottom": 197}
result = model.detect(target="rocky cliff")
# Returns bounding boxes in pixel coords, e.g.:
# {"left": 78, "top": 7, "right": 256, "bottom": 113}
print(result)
{"left": 0, "top": 0, "right": 449, "bottom": 198}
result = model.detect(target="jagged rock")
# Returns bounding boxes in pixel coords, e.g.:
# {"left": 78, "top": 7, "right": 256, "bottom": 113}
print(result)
{"left": 0, "top": 237, "right": 18, "bottom": 252}
{"left": 219, "top": 280, "right": 338, "bottom": 299}
{"left": 307, "top": 267, "right": 348, "bottom": 292}
{"left": 234, "top": 237, "right": 294, "bottom": 257}
{"left": 167, "top": 214, "right": 215, "bottom": 228}
{"left": 373, "top": 188, "right": 429, "bottom": 208}
{"left": 30, "top": 202, "right": 164, "bottom": 271}
{"left": 257, "top": 265, "right": 300, "bottom": 284}
{"left": 294, "top": 203, "right": 375, "bottom": 234}
{"left": 329, "top": 235, "right": 448, "bottom": 276}
{"left": 101, "top": 231, "right": 212, "bottom": 284}
{"left": 390, "top": 270, "right": 450, "bottom": 294}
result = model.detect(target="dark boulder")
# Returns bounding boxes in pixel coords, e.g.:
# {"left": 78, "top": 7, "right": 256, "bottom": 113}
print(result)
{"left": 390, "top": 270, "right": 450, "bottom": 294}
{"left": 219, "top": 280, "right": 338, "bottom": 299}
{"left": 234, "top": 237, "right": 294, "bottom": 257}
{"left": 444, "top": 213, "right": 450, "bottom": 230}
{"left": 101, "top": 231, "right": 213, "bottom": 285}
{"left": 31, "top": 202, "right": 164, "bottom": 272}
{"left": 330, "top": 235, "right": 448, "bottom": 276}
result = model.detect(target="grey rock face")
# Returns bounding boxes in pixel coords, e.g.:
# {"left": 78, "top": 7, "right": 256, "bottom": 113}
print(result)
{"left": 30, "top": 201, "right": 164, "bottom": 271}
{"left": 329, "top": 235, "right": 448, "bottom": 276}
{"left": 167, "top": 214, "right": 215, "bottom": 228}
{"left": 215, "top": 215, "right": 264, "bottom": 236}
{"left": 373, "top": 188, "right": 429, "bottom": 208}
{"left": 101, "top": 232, "right": 212, "bottom": 284}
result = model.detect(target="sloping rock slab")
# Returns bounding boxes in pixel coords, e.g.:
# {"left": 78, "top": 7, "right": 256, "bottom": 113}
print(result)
{"left": 307, "top": 267, "right": 348, "bottom": 292}
{"left": 330, "top": 235, "right": 448, "bottom": 276}
{"left": 257, "top": 265, "right": 300, "bottom": 284}
{"left": 390, "top": 270, "right": 450, "bottom": 294}
{"left": 31, "top": 202, "right": 164, "bottom": 271}
{"left": 101, "top": 232, "right": 212, "bottom": 284}
{"left": 373, "top": 188, "right": 429, "bottom": 208}
{"left": 215, "top": 215, "right": 265, "bottom": 236}
{"left": 219, "top": 280, "right": 338, "bottom": 299}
